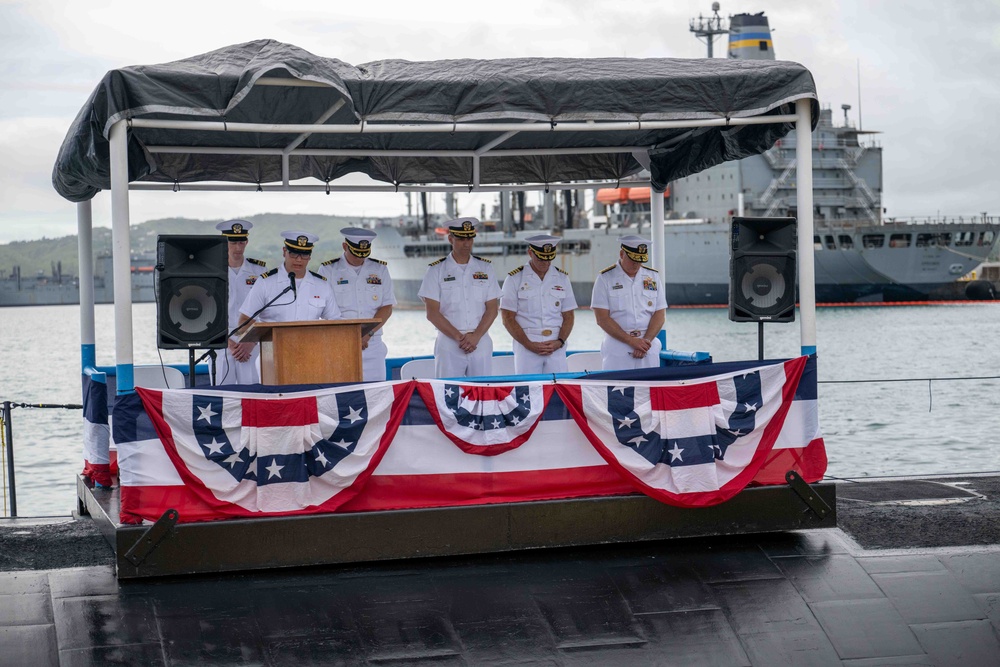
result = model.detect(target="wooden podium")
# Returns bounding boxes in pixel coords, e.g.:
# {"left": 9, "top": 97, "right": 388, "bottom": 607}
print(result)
{"left": 240, "top": 319, "right": 380, "bottom": 385}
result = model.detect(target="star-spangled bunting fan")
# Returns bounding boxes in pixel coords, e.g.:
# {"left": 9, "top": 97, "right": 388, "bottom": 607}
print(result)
{"left": 136, "top": 382, "right": 412, "bottom": 516}
{"left": 555, "top": 356, "right": 808, "bottom": 507}
{"left": 416, "top": 381, "right": 554, "bottom": 455}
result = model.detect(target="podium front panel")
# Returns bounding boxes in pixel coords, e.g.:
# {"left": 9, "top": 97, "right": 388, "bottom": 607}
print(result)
{"left": 252, "top": 320, "right": 372, "bottom": 385}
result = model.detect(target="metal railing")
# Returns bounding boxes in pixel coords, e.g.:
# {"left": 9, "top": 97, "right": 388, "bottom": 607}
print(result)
{"left": 1, "top": 400, "right": 82, "bottom": 517}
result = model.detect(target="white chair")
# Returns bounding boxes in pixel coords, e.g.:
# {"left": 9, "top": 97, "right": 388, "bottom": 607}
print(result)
{"left": 133, "top": 365, "right": 186, "bottom": 389}
{"left": 398, "top": 358, "right": 438, "bottom": 379}
{"left": 565, "top": 352, "right": 603, "bottom": 373}
{"left": 490, "top": 355, "right": 517, "bottom": 376}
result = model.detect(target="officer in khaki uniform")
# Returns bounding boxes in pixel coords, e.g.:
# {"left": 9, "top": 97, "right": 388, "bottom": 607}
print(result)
{"left": 216, "top": 220, "right": 267, "bottom": 384}
{"left": 238, "top": 231, "right": 341, "bottom": 328}
{"left": 590, "top": 235, "right": 667, "bottom": 371}
{"left": 319, "top": 227, "right": 396, "bottom": 382}
{"left": 418, "top": 218, "right": 501, "bottom": 378}
{"left": 500, "top": 234, "right": 577, "bottom": 374}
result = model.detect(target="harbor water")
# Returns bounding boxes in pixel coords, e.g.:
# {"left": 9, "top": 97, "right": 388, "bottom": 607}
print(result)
{"left": 1, "top": 302, "right": 999, "bottom": 517}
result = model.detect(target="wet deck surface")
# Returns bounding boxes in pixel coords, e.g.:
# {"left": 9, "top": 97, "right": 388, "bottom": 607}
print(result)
{"left": 2, "top": 477, "right": 1000, "bottom": 665}
{"left": 1, "top": 531, "right": 998, "bottom": 666}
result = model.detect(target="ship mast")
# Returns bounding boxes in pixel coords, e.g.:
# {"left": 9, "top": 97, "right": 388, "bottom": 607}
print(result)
{"left": 689, "top": 2, "right": 729, "bottom": 58}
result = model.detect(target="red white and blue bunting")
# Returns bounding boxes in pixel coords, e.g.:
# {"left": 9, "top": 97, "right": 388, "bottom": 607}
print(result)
{"left": 115, "top": 357, "right": 820, "bottom": 523}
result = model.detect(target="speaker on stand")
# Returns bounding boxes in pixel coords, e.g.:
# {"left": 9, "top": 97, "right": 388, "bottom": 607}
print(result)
{"left": 155, "top": 235, "right": 229, "bottom": 386}
{"left": 728, "top": 217, "right": 797, "bottom": 360}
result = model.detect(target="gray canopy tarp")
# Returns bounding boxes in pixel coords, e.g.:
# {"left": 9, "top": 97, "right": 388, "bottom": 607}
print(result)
{"left": 52, "top": 39, "right": 818, "bottom": 203}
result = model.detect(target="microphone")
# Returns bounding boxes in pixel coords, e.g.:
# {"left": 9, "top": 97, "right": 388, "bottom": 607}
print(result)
{"left": 288, "top": 271, "right": 296, "bottom": 298}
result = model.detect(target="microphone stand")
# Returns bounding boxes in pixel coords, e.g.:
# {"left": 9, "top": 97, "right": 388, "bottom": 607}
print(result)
{"left": 193, "top": 283, "right": 295, "bottom": 382}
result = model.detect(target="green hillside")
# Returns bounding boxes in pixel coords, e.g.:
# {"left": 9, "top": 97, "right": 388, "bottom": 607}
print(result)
{"left": 0, "top": 213, "right": 375, "bottom": 279}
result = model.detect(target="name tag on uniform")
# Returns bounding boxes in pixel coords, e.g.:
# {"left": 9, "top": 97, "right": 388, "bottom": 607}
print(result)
{"left": 443, "top": 276, "right": 456, "bottom": 282}
{"left": 337, "top": 278, "right": 349, "bottom": 285}
{"left": 473, "top": 272, "right": 489, "bottom": 280}
{"left": 366, "top": 274, "right": 382, "bottom": 285}
{"left": 612, "top": 283, "right": 624, "bottom": 290}
{"left": 643, "top": 277, "right": 657, "bottom": 291}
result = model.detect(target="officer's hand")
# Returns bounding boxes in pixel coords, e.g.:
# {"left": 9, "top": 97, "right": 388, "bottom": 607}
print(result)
{"left": 361, "top": 334, "right": 370, "bottom": 351}
{"left": 629, "top": 337, "right": 651, "bottom": 353}
{"left": 631, "top": 348, "right": 646, "bottom": 359}
{"left": 534, "top": 341, "right": 556, "bottom": 356}
{"left": 232, "top": 341, "right": 254, "bottom": 362}
{"left": 459, "top": 333, "right": 478, "bottom": 353}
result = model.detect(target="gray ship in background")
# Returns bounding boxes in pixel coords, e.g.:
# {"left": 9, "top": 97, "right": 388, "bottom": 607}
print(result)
{"left": 0, "top": 255, "right": 154, "bottom": 307}
{"left": 378, "top": 6, "right": 1000, "bottom": 307}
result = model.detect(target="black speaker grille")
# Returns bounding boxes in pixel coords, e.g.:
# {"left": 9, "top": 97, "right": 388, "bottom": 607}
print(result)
{"left": 158, "top": 277, "right": 228, "bottom": 348}
{"left": 730, "top": 254, "right": 796, "bottom": 322}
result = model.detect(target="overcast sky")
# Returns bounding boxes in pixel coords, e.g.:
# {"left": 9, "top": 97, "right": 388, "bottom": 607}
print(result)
{"left": 1, "top": 0, "right": 997, "bottom": 244}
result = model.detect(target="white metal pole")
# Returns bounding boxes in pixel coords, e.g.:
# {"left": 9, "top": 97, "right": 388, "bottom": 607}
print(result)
{"left": 77, "top": 200, "right": 96, "bottom": 371}
{"left": 795, "top": 99, "right": 817, "bottom": 356}
{"left": 109, "top": 120, "right": 135, "bottom": 393}
{"left": 651, "top": 187, "right": 666, "bottom": 276}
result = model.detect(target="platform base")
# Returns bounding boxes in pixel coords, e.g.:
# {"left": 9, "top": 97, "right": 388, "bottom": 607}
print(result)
{"left": 77, "top": 476, "right": 837, "bottom": 579}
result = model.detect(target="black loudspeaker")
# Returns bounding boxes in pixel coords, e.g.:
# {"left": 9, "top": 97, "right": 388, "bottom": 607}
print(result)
{"left": 156, "top": 235, "right": 229, "bottom": 349}
{"left": 729, "top": 217, "right": 797, "bottom": 322}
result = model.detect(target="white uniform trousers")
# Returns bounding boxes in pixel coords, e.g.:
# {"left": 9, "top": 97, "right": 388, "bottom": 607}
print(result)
{"left": 218, "top": 346, "right": 260, "bottom": 385}
{"left": 433, "top": 332, "right": 494, "bottom": 378}
{"left": 600, "top": 336, "right": 662, "bottom": 371}
{"left": 513, "top": 329, "right": 568, "bottom": 374}
{"left": 362, "top": 336, "right": 388, "bottom": 383}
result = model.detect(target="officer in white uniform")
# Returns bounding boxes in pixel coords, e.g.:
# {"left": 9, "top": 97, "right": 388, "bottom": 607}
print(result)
{"left": 238, "top": 231, "right": 340, "bottom": 330}
{"left": 418, "top": 218, "right": 501, "bottom": 378}
{"left": 591, "top": 235, "right": 667, "bottom": 371}
{"left": 319, "top": 227, "right": 397, "bottom": 382}
{"left": 216, "top": 220, "right": 267, "bottom": 384}
{"left": 500, "top": 234, "right": 577, "bottom": 374}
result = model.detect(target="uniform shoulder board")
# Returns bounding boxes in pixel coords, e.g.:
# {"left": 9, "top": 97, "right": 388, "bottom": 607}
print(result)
{"left": 261, "top": 267, "right": 278, "bottom": 279}
{"left": 247, "top": 257, "right": 266, "bottom": 267}
{"left": 556, "top": 267, "right": 569, "bottom": 275}
{"left": 507, "top": 266, "right": 524, "bottom": 277}
{"left": 472, "top": 255, "right": 492, "bottom": 263}
{"left": 370, "top": 257, "right": 388, "bottom": 266}
{"left": 310, "top": 270, "right": 328, "bottom": 281}
{"left": 600, "top": 264, "right": 617, "bottom": 274}
{"left": 321, "top": 257, "right": 340, "bottom": 267}
{"left": 428, "top": 257, "right": 447, "bottom": 266}
{"left": 643, "top": 265, "right": 659, "bottom": 273}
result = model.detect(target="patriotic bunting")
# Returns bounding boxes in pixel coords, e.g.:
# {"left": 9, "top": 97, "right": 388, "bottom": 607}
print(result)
{"left": 555, "top": 356, "right": 807, "bottom": 507}
{"left": 135, "top": 382, "right": 412, "bottom": 517}
{"left": 416, "top": 381, "right": 554, "bottom": 455}
{"left": 111, "top": 357, "right": 821, "bottom": 523}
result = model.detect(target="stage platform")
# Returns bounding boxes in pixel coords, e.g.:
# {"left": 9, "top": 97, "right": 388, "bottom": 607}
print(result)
{"left": 77, "top": 476, "right": 836, "bottom": 579}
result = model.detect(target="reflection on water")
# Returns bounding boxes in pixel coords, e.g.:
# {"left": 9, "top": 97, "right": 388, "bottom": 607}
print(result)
{"left": 2, "top": 302, "right": 999, "bottom": 516}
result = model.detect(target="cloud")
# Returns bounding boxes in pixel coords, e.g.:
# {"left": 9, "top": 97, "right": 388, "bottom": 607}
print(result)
{"left": 1, "top": 0, "right": 998, "bottom": 244}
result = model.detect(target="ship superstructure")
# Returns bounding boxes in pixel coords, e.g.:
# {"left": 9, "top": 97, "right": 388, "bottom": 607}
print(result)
{"left": 377, "top": 6, "right": 998, "bottom": 307}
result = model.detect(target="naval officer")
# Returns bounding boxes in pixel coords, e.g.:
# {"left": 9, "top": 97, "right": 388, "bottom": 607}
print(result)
{"left": 418, "top": 217, "right": 500, "bottom": 378}
{"left": 319, "top": 227, "right": 397, "bottom": 382}
{"left": 591, "top": 235, "right": 667, "bottom": 371}
{"left": 500, "top": 234, "right": 577, "bottom": 374}
{"left": 238, "top": 231, "right": 340, "bottom": 330}
{"left": 216, "top": 220, "right": 267, "bottom": 384}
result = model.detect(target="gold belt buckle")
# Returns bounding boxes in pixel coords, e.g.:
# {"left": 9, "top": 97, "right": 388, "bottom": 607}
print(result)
{"left": 541, "top": 329, "right": 552, "bottom": 336}
{"left": 629, "top": 330, "right": 642, "bottom": 337}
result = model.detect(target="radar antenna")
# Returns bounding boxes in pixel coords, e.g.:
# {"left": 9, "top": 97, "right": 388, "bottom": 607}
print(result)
{"left": 689, "top": 2, "right": 729, "bottom": 58}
